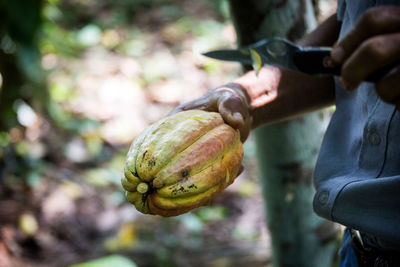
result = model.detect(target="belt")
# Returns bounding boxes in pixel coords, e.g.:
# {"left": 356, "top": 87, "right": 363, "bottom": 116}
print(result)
{"left": 350, "top": 229, "right": 400, "bottom": 267}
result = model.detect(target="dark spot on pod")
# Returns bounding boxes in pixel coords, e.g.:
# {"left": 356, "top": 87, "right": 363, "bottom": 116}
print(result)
{"left": 188, "top": 184, "right": 197, "bottom": 189}
{"left": 148, "top": 158, "right": 156, "bottom": 167}
{"left": 181, "top": 170, "right": 189, "bottom": 177}
{"left": 172, "top": 185, "right": 190, "bottom": 195}
{"left": 142, "top": 150, "right": 147, "bottom": 160}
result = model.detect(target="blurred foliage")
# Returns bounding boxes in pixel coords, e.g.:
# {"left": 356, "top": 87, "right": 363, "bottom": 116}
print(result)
{"left": 0, "top": 0, "right": 44, "bottom": 129}
{"left": 72, "top": 255, "right": 138, "bottom": 267}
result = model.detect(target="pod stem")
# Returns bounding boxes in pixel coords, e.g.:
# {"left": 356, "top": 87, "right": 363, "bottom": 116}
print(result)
{"left": 137, "top": 182, "right": 149, "bottom": 194}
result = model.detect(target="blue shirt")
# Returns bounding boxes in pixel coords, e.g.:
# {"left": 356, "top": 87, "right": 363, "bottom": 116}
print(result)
{"left": 313, "top": 0, "right": 400, "bottom": 250}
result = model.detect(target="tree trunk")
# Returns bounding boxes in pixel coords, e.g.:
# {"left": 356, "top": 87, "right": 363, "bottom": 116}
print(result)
{"left": 228, "top": 1, "right": 340, "bottom": 266}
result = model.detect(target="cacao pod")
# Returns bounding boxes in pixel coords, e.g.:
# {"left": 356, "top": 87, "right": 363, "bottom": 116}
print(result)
{"left": 122, "top": 110, "right": 243, "bottom": 217}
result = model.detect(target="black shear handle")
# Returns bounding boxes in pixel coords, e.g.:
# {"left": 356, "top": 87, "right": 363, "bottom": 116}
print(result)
{"left": 293, "top": 49, "right": 396, "bottom": 82}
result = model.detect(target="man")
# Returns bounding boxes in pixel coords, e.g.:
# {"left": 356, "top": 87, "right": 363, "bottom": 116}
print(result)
{"left": 172, "top": 1, "right": 400, "bottom": 266}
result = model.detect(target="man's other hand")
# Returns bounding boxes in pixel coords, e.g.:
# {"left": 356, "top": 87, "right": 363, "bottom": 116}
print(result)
{"left": 331, "top": 6, "right": 400, "bottom": 109}
{"left": 169, "top": 83, "right": 252, "bottom": 142}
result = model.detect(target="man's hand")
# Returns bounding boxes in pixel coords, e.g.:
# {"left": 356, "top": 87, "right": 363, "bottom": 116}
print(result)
{"left": 331, "top": 6, "right": 400, "bottom": 108}
{"left": 170, "top": 83, "right": 253, "bottom": 142}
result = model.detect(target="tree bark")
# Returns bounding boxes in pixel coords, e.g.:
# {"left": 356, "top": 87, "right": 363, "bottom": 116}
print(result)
{"left": 228, "top": 0, "right": 340, "bottom": 266}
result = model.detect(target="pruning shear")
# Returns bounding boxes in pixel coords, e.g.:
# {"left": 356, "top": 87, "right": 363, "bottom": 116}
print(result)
{"left": 203, "top": 37, "right": 386, "bottom": 82}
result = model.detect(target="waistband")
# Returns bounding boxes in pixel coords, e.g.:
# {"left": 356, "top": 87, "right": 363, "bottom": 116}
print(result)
{"left": 350, "top": 229, "right": 400, "bottom": 267}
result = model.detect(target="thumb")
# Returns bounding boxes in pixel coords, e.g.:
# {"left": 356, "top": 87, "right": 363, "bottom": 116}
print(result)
{"left": 217, "top": 93, "right": 246, "bottom": 129}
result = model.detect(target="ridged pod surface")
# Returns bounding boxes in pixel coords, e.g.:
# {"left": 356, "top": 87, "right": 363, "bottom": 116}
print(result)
{"left": 122, "top": 110, "right": 243, "bottom": 217}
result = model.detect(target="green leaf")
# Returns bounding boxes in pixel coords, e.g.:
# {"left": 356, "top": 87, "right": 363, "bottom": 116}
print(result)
{"left": 196, "top": 206, "right": 227, "bottom": 222}
{"left": 249, "top": 48, "right": 262, "bottom": 75}
{"left": 19, "top": 213, "right": 39, "bottom": 236}
{"left": 179, "top": 213, "right": 203, "bottom": 233}
{"left": 76, "top": 24, "right": 102, "bottom": 47}
{"left": 71, "top": 255, "right": 137, "bottom": 267}
{"left": 0, "top": 132, "right": 10, "bottom": 147}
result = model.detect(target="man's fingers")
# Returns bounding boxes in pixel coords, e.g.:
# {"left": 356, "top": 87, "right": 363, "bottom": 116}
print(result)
{"left": 217, "top": 93, "right": 247, "bottom": 129}
{"left": 215, "top": 89, "right": 252, "bottom": 142}
{"left": 168, "top": 96, "right": 215, "bottom": 116}
{"left": 169, "top": 84, "right": 252, "bottom": 142}
{"left": 375, "top": 65, "right": 400, "bottom": 109}
{"left": 238, "top": 117, "right": 252, "bottom": 143}
{"left": 331, "top": 6, "right": 400, "bottom": 64}
{"left": 218, "top": 97, "right": 252, "bottom": 142}
{"left": 340, "top": 33, "right": 400, "bottom": 89}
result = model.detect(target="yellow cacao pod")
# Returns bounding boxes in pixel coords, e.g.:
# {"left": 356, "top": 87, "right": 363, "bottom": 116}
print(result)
{"left": 122, "top": 110, "right": 243, "bottom": 217}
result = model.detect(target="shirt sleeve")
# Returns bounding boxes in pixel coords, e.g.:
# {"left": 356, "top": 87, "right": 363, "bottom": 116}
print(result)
{"left": 336, "top": 0, "right": 346, "bottom": 21}
{"left": 313, "top": 175, "right": 400, "bottom": 250}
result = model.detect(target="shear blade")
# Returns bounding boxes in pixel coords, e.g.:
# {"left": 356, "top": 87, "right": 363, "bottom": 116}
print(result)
{"left": 202, "top": 49, "right": 253, "bottom": 65}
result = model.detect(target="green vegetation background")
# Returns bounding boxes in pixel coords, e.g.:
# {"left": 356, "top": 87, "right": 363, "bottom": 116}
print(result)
{"left": 0, "top": 1, "right": 271, "bottom": 266}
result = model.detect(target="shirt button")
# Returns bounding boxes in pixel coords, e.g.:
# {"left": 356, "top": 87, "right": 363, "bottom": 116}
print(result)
{"left": 368, "top": 132, "right": 381, "bottom": 146}
{"left": 318, "top": 191, "right": 329, "bottom": 205}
